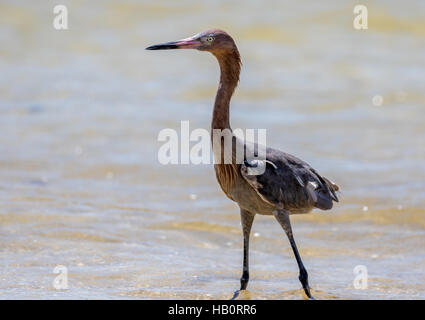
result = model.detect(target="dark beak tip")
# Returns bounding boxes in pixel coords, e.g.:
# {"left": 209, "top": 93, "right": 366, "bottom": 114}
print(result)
{"left": 145, "top": 43, "right": 179, "bottom": 50}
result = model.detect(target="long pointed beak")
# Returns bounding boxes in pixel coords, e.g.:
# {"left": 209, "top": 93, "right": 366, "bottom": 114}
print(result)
{"left": 146, "top": 36, "right": 201, "bottom": 50}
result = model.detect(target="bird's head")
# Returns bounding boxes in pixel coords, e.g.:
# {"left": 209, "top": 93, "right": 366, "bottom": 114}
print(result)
{"left": 146, "top": 29, "right": 237, "bottom": 55}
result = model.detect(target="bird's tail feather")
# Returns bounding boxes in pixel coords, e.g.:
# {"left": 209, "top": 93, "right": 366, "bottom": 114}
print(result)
{"left": 322, "top": 177, "right": 339, "bottom": 202}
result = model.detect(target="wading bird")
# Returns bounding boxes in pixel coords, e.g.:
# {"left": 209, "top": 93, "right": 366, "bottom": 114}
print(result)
{"left": 146, "top": 29, "right": 339, "bottom": 299}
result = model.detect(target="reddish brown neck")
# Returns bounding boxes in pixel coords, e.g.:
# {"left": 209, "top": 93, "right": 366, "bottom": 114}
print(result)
{"left": 211, "top": 50, "right": 241, "bottom": 132}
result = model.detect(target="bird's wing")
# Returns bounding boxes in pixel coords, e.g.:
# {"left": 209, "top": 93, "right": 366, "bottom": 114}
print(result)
{"left": 240, "top": 147, "right": 339, "bottom": 211}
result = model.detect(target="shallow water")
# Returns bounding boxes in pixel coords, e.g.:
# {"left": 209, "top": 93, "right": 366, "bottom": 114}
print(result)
{"left": 1, "top": 0, "right": 425, "bottom": 299}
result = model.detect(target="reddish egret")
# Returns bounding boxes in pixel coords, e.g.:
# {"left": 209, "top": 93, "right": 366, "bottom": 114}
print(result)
{"left": 146, "top": 29, "right": 339, "bottom": 299}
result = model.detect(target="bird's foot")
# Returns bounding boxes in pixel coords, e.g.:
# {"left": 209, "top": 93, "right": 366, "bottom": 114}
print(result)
{"left": 230, "top": 290, "right": 241, "bottom": 300}
{"left": 303, "top": 287, "right": 315, "bottom": 300}
{"left": 231, "top": 289, "right": 252, "bottom": 300}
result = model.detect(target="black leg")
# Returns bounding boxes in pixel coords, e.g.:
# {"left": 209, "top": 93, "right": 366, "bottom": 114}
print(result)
{"left": 240, "top": 209, "right": 255, "bottom": 290}
{"left": 231, "top": 208, "right": 255, "bottom": 300}
{"left": 273, "top": 210, "right": 313, "bottom": 299}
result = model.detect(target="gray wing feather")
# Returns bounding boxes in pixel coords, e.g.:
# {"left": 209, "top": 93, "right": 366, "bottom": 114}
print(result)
{"left": 241, "top": 147, "right": 339, "bottom": 211}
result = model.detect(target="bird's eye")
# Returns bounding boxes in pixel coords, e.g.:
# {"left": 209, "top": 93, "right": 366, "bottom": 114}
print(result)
{"left": 206, "top": 36, "right": 214, "bottom": 43}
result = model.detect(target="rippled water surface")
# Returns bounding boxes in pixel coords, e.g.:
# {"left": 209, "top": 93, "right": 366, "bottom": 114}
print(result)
{"left": 1, "top": 0, "right": 425, "bottom": 299}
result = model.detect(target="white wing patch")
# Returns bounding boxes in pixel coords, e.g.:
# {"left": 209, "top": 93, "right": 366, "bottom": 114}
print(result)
{"left": 306, "top": 181, "right": 318, "bottom": 202}
{"left": 244, "top": 159, "right": 278, "bottom": 175}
